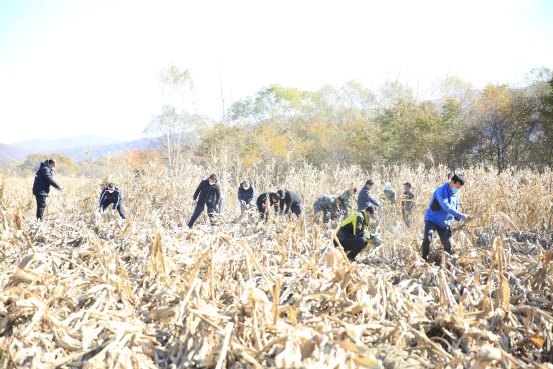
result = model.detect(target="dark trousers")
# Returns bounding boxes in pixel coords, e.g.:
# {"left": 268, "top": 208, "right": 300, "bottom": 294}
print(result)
{"left": 290, "top": 202, "right": 302, "bottom": 216}
{"left": 257, "top": 198, "right": 269, "bottom": 221}
{"left": 35, "top": 194, "right": 47, "bottom": 220}
{"left": 101, "top": 200, "right": 126, "bottom": 219}
{"left": 402, "top": 208, "right": 412, "bottom": 227}
{"left": 188, "top": 202, "right": 215, "bottom": 228}
{"left": 421, "top": 220, "right": 452, "bottom": 261}
{"left": 338, "top": 236, "right": 368, "bottom": 261}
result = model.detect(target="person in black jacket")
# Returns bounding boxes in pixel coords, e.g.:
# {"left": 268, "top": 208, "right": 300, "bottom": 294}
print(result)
{"left": 99, "top": 183, "right": 126, "bottom": 220}
{"left": 187, "top": 174, "right": 221, "bottom": 228}
{"left": 237, "top": 180, "right": 254, "bottom": 213}
{"left": 276, "top": 189, "right": 302, "bottom": 217}
{"left": 256, "top": 192, "right": 280, "bottom": 221}
{"left": 32, "top": 158, "right": 63, "bottom": 220}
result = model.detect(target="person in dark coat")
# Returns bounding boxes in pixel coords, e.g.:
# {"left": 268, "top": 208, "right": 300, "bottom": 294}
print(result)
{"left": 276, "top": 189, "right": 302, "bottom": 217}
{"left": 357, "top": 179, "right": 380, "bottom": 211}
{"left": 187, "top": 174, "right": 221, "bottom": 228}
{"left": 32, "top": 158, "right": 63, "bottom": 220}
{"left": 256, "top": 192, "right": 280, "bottom": 221}
{"left": 335, "top": 206, "right": 382, "bottom": 261}
{"left": 99, "top": 183, "right": 126, "bottom": 220}
{"left": 238, "top": 180, "right": 254, "bottom": 213}
{"left": 400, "top": 182, "right": 415, "bottom": 227}
{"left": 313, "top": 195, "right": 346, "bottom": 223}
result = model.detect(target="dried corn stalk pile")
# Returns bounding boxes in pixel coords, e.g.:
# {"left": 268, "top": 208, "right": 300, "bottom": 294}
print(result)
{"left": 0, "top": 164, "right": 552, "bottom": 369}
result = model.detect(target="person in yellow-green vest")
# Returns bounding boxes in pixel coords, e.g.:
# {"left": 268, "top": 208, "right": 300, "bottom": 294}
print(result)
{"left": 335, "top": 205, "right": 382, "bottom": 261}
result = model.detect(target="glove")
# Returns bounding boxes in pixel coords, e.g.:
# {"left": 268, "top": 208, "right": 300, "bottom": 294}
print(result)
{"left": 460, "top": 213, "right": 470, "bottom": 221}
{"left": 58, "top": 187, "right": 64, "bottom": 192}
{"left": 192, "top": 199, "right": 197, "bottom": 206}
{"left": 98, "top": 208, "right": 104, "bottom": 215}
{"left": 240, "top": 200, "right": 246, "bottom": 206}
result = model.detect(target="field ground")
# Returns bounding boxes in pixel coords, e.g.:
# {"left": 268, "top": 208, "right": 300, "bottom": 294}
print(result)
{"left": 0, "top": 164, "right": 552, "bottom": 368}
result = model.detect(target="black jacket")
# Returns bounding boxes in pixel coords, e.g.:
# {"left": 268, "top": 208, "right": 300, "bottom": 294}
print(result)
{"left": 32, "top": 161, "right": 61, "bottom": 196}
{"left": 238, "top": 184, "right": 254, "bottom": 203}
{"left": 193, "top": 179, "right": 221, "bottom": 204}
{"left": 280, "top": 189, "right": 302, "bottom": 214}
{"left": 257, "top": 192, "right": 280, "bottom": 210}
{"left": 99, "top": 186, "right": 122, "bottom": 206}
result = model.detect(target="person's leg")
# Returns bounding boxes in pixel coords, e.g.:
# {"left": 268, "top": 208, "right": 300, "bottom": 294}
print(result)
{"left": 421, "top": 221, "right": 437, "bottom": 261}
{"left": 115, "top": 201, "right": 126, "bottom": 219}
{"left": 437, "top": 226, "right": 453, "bottom": 255}
{"left": 35, "top": 195, "right": 47, "bottom": 220}
{"left": 187, "top": 202, "right": 205, "bottom": 228}
{"left": 340, "top": 237, "right": 368, "bottom": 261}
{"left": 207, "top": 203, "right": 216, "bottom": 225}
{"left": 256, "top": 200, "right": 266, "bottom": 221}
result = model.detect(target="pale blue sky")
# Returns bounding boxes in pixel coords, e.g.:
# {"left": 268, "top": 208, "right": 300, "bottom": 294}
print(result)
{"left": 1, "top": 0, "right": 552, "bottom": 143}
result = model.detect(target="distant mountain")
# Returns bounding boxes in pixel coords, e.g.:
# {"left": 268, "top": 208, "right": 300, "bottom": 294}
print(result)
{"left": 13, "top": 135, "right": 125, "bottom": 152}
{"left": 0, "top": 135, "right": 154, "bottom": 165}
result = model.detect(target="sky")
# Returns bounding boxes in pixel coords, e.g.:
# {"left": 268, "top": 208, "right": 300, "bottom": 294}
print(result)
{"left": 0, "top": 0, "right": 552, "bottom": 144}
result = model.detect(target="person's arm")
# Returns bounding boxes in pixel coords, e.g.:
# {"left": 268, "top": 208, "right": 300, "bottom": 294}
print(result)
{"left": 41, "top": 167, "right": 61, "bottom": 189}
{"left": 354, "top": 214, "right": 365, "bottom": 237}
{"left": 114, "top": 189, "right": 121, "bottom": 209}
{"left": 283, "top": 198, "right": 291, "bottom": 214}
{"left": 368, "top": 192, "right": 380, "bottom": 208}
{"left": 435, "top": 187, "right": 463, "bottom": 220}
{"left": 238, "top": 189, "right": 244, "bottom": 202}
{"left": 192, "top": 181, "right": 203, "bottom": 200}
{"left": 99, "top": 188, "right": 107, "bottom": 206}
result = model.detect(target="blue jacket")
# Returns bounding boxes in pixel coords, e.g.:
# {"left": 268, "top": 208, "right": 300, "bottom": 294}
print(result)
{"left": 237, "top": 184, "right": 254, "bottom": 204}
{"left": 357, "top": 186, "right": 380, "bottom": 210}
{"left": 424, "top": 182, "right": 463, "bottom": 228}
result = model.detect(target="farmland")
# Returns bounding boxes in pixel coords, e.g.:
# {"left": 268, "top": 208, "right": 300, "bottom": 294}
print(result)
{"left": 0, "top": 163, "right": 552, "bottom": 368}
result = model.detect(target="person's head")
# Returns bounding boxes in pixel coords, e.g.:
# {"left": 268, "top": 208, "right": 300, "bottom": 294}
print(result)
{"left": 107, "top": 183, "right": 115, "bottom": 193}
{"left": 449, "top": 174, "right": 465, "bottom": 193}
{"left": 365, "top": 179, "right": 374, "bottom": 190}
{"left": 46, "top": 158, "right": 56, "bottom": 169}
{"left": 336, "top": 196, "right": 344, "bottom": 206}
{"left": 403, "top": 182, "right": 412, "bottom": 192}
{"left": 364, "top": 205, "right": 379, "bottom": 221}
{"left": 242, "top": 180, "right": 250, "bottom": 190}
{"left": 270, "top": 192, "right": 280, "bottom": 202}
{"left": 276, "top": 189, "right": 285, "bottom": 199}
{"left": 208, "top": 174, "right": 217, "bottom": 185}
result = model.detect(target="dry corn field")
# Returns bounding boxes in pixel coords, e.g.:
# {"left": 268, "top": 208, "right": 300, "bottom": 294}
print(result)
{"left": 0, "top": 163, "right": 552, "bottom": 369}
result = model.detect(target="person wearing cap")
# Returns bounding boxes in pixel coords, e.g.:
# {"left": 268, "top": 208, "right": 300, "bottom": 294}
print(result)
{"left": 32, "top": 158, "right": 63, "bottom": 220}
{"left": 421, "top": 174, "right": 470, "bottom": 262}
{"left": 237, "top": 180, "right": 254, "bottom": 213}
{"left": 188, "top": 174, "right": 221, "bottom": 228}
{"left": 357, "top": 179, "right": 380, "bottom": 211}
{"left": 335, "top": 206, "right": 382, "bottom": 261}
{"left": 277, "top": 189, "right": 302, "bottom": 217}
{"left": 313, "top": 195, "right": 346, "bottom": 223}
{"left": 400, "top": 182, "right": 415, "bottom": 227}
{"left": 383, "top": 181, "right": 396, "bottom": 204}
{"left": 256, "top": 192, "right": 281, "bottom": 221}
{"left": 99, "top": 183, "right": 126, "bottom": 220}
{"left": 340, "top": 187, "right": 357, "bottom": 215}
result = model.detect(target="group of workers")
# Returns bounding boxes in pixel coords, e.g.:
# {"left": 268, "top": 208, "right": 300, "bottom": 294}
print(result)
{"left": 32, "top": 158, "right": 470, "bottom": 264}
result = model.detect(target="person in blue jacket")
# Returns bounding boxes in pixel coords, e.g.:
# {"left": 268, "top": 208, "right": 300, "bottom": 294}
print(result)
{"left": 422, "top": 174, "right": 470, "bottom": 262}
{"left": 357, "top": 179, "right": 380, "bottom": 211}
{"left": 237, "top": 180, "right": 254, "bottom": 213}
{"left": 99, "top": 183, "right": 126, "bottom": 220}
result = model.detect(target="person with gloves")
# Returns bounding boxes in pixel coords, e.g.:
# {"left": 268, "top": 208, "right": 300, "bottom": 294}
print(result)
{"left": 335, "top": 205, "right": 382, "bottom": 261}
{"left": 421, "top": 174, "right": 470, "bottom": 262}
{"left": 237, "top": 180, "right": 254, "bottom": 213}
{"left": 313, "top": 195, "right": 346, "bottom": 223}
{"left": 32, "top": 158, "right": 63, "bottom": 220}
{"left": 99, "top": 183, "right": 126, "bottom": 220}
{"left": 188, "top": 174, "right": 221, "bottom": 228}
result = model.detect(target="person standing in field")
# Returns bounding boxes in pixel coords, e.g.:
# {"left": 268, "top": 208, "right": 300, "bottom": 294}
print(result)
{"left": 357, "top": 179, "right": 380, "bottom": 211}
{"left": 188, "top": 174, "right": 221, "bottom": 228}
{"left": 277, "top": 189, "right": 302, "bottom": 217}
{"left": 32, "top": 158, "right": 63, "bottom": 220}
{"left": 313, "top": 195, "right": 346, "bottom": 223}
{"left": 237, "top": 180, "right": 254, "bottom": 213}
{"left": 383, "top": 181, "right": 396, "bottom": 204}
{"left": 421, "top": 174, "right": 470, "bottom": 262}
{"left": 400, "top": 182, "right": 415, "bottom": 227}
{"left": 99, "top": 183, "right": 126, "bottom": 221}
{"left": 335, "top": 205, "right": 382, "bottom": 261}
{"left": 340, "top": 187, "right": 357, "bottom": 215}
{"left": 256, "top": 192, "right": 281, "bottom": 221}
